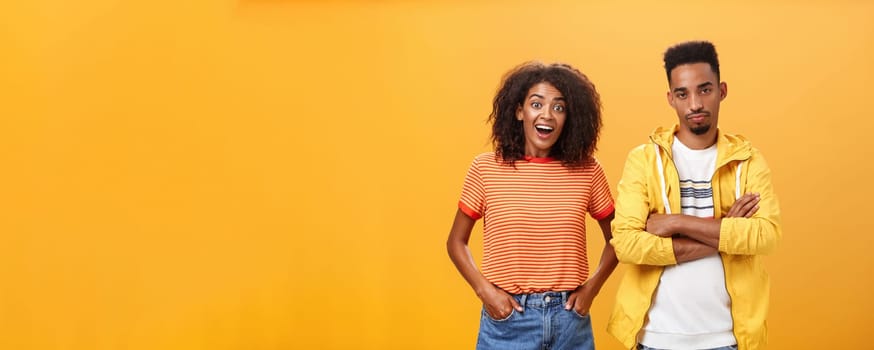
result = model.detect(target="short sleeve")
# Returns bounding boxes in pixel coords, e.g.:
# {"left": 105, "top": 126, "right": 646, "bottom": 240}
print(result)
{"left": 587, "top": 159, "right": 615, "bottom": 220}
{"left": 458, "top": 156, "right": 485, "bottom": 220}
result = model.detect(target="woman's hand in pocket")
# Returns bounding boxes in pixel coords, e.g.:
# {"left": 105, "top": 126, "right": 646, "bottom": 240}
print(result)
{"left": 478, "top": 285, "right": 523, "bottom": 320}
{"left": 565, "top": 282, "right": 597, "bottom": 316}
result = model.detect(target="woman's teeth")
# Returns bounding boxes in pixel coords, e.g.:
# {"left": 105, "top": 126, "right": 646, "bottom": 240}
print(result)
{"left": 535, "top": 125, "right": 554, "bottom": 134}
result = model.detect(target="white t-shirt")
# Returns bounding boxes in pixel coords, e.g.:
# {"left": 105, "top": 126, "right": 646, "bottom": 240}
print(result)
{"left": 639, "top": 137, "right": 736, "bottom": 349}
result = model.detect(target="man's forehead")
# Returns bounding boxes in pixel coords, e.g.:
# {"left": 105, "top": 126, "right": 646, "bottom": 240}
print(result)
{"left": 670, "top": 64, "right": 717, "bottom": 88}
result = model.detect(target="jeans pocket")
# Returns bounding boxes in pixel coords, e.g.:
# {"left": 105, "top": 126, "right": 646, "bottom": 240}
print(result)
{"left": 483, "top": 307, "right": 515, "bottom": 322}
{"left": 570, "top": 308, "right": 589, "bottom": 319}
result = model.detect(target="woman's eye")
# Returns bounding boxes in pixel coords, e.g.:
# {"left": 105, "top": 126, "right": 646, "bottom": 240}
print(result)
{"left": 531, "top": 102, "right": 542, "bottom": 108}
{"left": 553, "top": 105, "right": 565, "bottom": 112}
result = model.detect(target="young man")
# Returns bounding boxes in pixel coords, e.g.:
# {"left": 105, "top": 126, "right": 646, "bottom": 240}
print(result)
{"left": 607, "top": 41, "right": 782, "bottom": 350}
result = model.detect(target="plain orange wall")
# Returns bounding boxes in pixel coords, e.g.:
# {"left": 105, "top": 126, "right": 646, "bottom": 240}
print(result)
{"left": 2, "top": 0, "right": 873, "bottom": 349}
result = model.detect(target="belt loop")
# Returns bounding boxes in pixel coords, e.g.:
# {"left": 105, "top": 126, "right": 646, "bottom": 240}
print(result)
{"left": 519, "top": 294, "right": 528, "bottom": 310}
{"left": 561, "top": 291, "right": 569, "bottom": 305}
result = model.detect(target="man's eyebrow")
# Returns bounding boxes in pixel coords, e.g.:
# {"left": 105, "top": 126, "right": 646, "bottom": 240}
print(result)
{"left": 673, "top": 81, "right": 714, "bottom": 93}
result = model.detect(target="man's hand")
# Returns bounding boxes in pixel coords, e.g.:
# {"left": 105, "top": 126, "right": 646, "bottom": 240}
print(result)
{"left": 565, "top": 282, "right": 597, "bottom": 316}
{"left": 477, "top": 284, "right": 523, "bottom": 320}
{"left": 725, "top": 193, "right": 760, "bottom": 218}
{"left": 646, "top": 214, "right": 676, "bottom": 237}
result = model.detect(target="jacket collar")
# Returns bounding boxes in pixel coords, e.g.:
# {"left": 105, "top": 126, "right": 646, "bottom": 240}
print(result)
{"left": 649, "top": 124, "right": 752, "bottom": 167}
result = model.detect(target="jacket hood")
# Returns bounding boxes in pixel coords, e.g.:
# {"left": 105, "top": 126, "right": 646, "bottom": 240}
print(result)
{"left": 649, "top": 125, "right": 752, "bottom": 165}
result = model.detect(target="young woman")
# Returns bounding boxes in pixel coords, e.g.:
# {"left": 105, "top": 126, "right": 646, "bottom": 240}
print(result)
{"left": 447, "top": 62, "right": 617, "bottom": 350}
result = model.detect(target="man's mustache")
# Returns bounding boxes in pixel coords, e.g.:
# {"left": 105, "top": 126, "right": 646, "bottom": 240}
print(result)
{"left": 685, "top": 111, "right": 710, "bottom": 118}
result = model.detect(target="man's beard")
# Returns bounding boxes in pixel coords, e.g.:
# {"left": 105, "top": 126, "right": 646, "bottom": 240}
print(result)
{"left": 690, "top": 124, "right": 711, "bottom": 135}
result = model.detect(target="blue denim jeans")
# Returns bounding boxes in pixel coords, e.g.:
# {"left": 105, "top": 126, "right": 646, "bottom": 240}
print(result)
{"left": 637, "top": 344, "right": 738, "bottom": 350}
{"left": 476, "top": 291, "right": 594, "bottom": 350}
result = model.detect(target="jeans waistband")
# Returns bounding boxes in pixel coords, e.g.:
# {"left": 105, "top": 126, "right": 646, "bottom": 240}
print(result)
{"left": 513, "top": 291, "right": 570, "bottom": 308}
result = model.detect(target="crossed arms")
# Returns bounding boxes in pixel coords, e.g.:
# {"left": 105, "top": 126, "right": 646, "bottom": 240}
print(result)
{"left": 646, "top": 193, "right": 759, "bottom": 263}
{"left": 610, "top": 148, "right": 782, "bottom": 266}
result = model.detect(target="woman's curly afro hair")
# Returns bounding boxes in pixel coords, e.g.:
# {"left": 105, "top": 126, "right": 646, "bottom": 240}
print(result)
{"left": 489, "top": 61, "right": 602, "bottom": 169}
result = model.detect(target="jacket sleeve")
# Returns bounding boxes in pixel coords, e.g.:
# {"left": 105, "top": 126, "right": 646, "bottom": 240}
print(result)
{"left": 610, "top": 146, "right": 678, "bottom": 266}
{"left": 718, "top": 149, "right": 782, "bottom": 255}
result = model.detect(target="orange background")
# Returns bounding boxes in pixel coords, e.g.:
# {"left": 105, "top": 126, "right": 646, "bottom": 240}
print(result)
{"left": 1, "top": 0, "right": 872, "bottom": 349}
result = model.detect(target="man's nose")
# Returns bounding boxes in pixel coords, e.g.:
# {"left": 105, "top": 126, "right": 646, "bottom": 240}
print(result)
{"left": 689, "top": 94, "right": 704, "bottom": 111}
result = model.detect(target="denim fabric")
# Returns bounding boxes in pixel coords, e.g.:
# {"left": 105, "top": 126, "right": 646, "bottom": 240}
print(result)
{"left": 637, "top": 344, "right": 738, "bottom": 350}
{"left": 476, "top": 291, "right": 594, "bottom": 350}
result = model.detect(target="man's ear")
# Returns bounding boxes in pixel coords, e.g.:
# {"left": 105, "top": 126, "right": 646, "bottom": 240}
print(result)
{"left": 719, "top": 81, "right": 728, "bottom": 101}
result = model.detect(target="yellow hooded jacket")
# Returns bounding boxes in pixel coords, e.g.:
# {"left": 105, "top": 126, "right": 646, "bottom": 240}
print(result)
{"left": 607, "top": 125, "right": 782, "bottom": 350}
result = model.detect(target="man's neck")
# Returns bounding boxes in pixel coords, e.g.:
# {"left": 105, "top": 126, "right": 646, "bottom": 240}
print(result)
{"left": 675, "top": 129, "right": 717, "bottom": 150}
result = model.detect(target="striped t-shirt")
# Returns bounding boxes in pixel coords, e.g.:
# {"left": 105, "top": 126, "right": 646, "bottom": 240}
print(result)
{"left": 458, "top": 152, "right": 614, "bottom": 294}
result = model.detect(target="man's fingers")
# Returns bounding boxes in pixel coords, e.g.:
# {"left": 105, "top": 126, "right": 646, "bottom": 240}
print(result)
{"left": 727, "top": 193, "right": 760, "bottom": 218}
{"left": 742, "top": 198, "right": 760, "bottom": 213}
{"left": 737, "top": 197, "right": 757, "bottom": 213}
{"left": 738, "top": 195, "right": 760, "bottom": 217}
{"left": 736, "top": 194, "right": 756, "bottom": 206}
{"left": 727, "top": 195, "right": 749, "bottom": 216}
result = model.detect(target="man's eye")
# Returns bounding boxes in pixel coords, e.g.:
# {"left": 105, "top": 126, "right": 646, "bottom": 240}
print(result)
{"left": 702, "top": 88, "right": 712, "bottom": 94}
{"left": 677, "top": 93, "right": 686, "bottom": 99}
